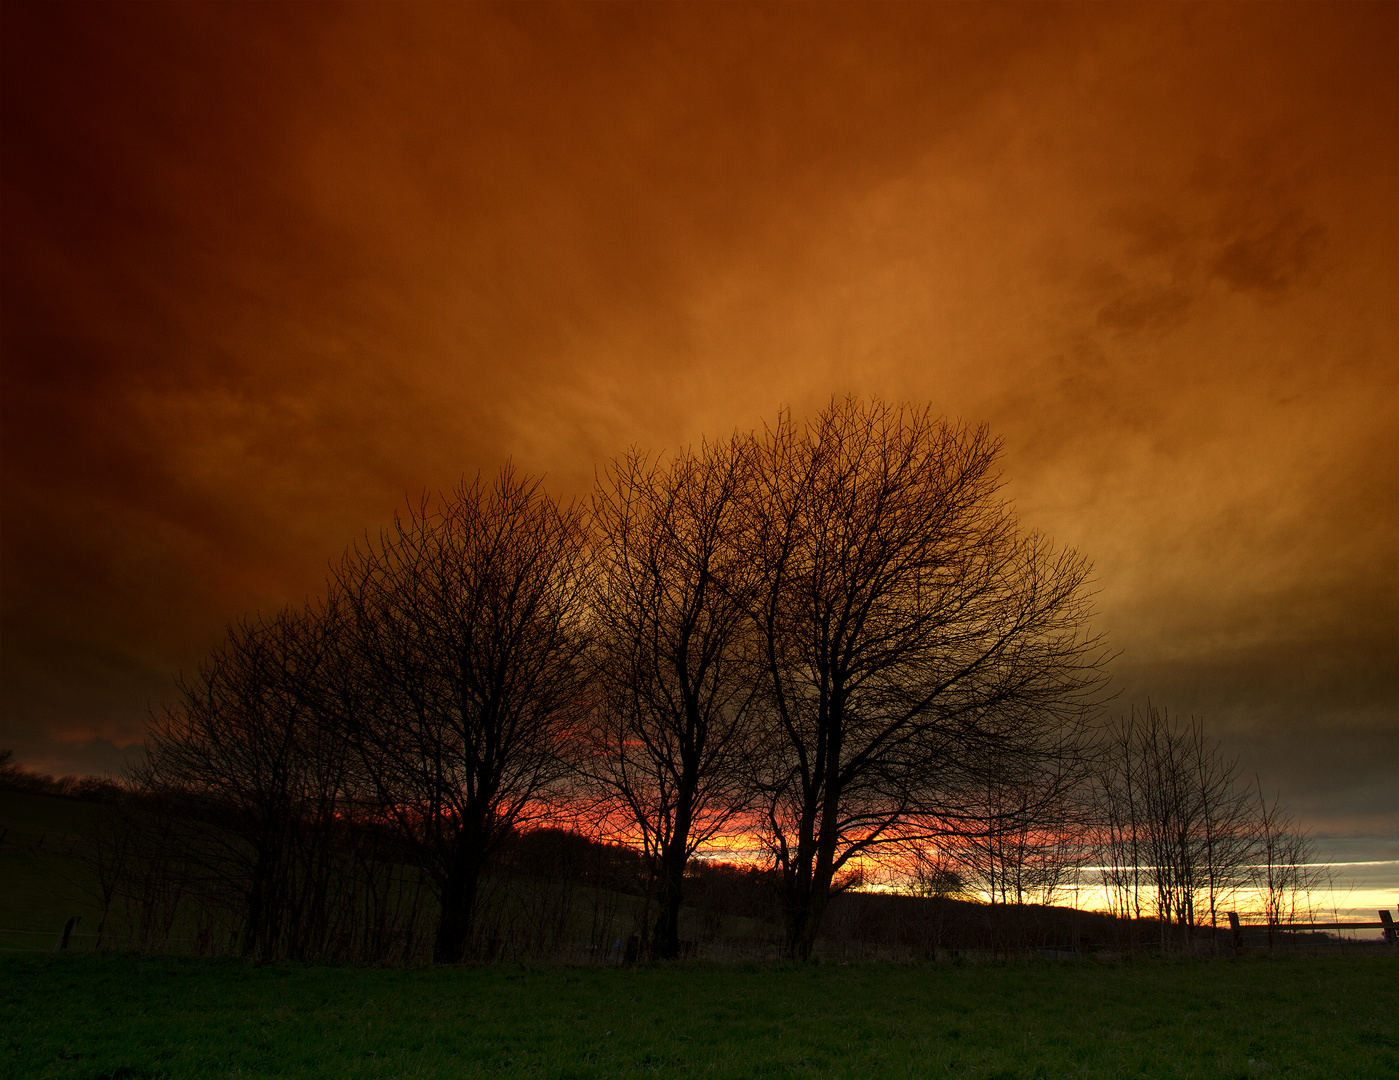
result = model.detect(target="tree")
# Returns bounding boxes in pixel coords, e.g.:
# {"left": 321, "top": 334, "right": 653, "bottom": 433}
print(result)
{"left": 1252, "top": 783, "right": 1321, "bottom": 942}
{"left": 1092, "top": 705, "right": 1258, "bottom": 945}
{"left": 902, "top": 843, "right": 966, "bottom": 900}
{"left": 587, "top": 437, "right": 758, "bottom": 959}
{"left": 949, "top": 755, "right": 1092, "bottom": 909}
{"left": 740, "top": 398, "right": 1106, "bottom": 959}
{"left": 137, "top": 604, "right": 349, "bottom": 960}
{"left": 333, "top": 468, "right": 591, "bottom": 963}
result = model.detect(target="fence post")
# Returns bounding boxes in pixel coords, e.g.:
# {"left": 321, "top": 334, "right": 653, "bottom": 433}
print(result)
{"left": 1380, "top": 909, "right": 1396, "bottom": 948}
{"left": 1227, "top": 912, "right": 1242, "bottom": 955}
{"left": 53, "top": 916, "right": 79, "bottom": 953}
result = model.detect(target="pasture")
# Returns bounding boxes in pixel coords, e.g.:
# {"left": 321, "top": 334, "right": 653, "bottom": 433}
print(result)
{"left": 4, "top": 790, "right": 1396, "bottom": 1077}
{"left": 3, "top": 953, "right": 1396, "bottom": 1079}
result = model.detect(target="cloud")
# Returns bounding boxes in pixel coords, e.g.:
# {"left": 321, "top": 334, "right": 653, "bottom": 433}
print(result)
{"left": 1096, "top": 282, "right": 1194, "bottom": 337}
{"left": 1211, "top": 214, "right": 1328, "bottom": 295}
{"left": 0, "top": 2, "right": 1393, "bottom": 843}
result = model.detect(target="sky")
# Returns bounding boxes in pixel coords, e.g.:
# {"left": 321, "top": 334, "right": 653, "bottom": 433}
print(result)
{"left": 2, "top": 3, "right": 1395, "bottom": 865}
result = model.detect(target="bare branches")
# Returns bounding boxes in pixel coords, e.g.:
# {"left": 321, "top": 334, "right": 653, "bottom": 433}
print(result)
{"left": 586, "top": 435, "right": 759, "bottom": 958}
{"left": 124, "top": 398, "right": 1324, "bottom": 965}
{"left": 334, "top": 468, "right": 592, "bottom": 962}
{"left": 1252, "top": 783, "right": 1323, "bottom": 936}
{"left": 740, "top": 397, "right": 1108, "bottom": 958}
{"left": 1093, "top": 705, "right": 1260, "bottom": 945}
{"left": 138, "top": 604, "right": 348, "bottom": 959}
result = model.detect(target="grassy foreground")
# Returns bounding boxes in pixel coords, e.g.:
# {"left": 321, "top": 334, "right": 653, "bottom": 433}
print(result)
{"left": 2, "top": 954, "right": 1395, "bottom": 1079}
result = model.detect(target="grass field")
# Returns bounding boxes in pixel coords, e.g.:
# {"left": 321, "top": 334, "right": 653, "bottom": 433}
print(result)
{"left": 3, "top": 954, "right": 1396, "bottom": 1079}
{"left": 4, "top": 791, "right": 1397, "bottom": 1077}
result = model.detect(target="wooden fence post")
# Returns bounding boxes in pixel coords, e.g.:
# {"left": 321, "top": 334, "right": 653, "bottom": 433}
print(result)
{"left": 1227, "top": 912, "right": 1242, "bottom": 955}
{"left": 1380, "top": 909, "right": 1396, "bottom": 948}
{"left": 53, "top": 916, "right": 79, "bottom": 953}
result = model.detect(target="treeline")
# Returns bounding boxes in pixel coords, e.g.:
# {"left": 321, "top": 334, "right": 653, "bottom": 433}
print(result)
{"left": 0, "top": 750, "right": 124, "bottom": 802}
{"left": 23, "top": 398, "right": 1315, "bottom": 963}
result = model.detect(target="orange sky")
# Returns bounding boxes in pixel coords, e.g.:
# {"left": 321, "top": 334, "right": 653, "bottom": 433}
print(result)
{"left": 2, "top": 2, "right": 1395, "bottom": 845}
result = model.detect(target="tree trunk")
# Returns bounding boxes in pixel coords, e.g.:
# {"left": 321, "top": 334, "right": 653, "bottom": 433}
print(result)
{"left": 782, "top": 830, "right": 837, "bottom": 961}
{"left": 433, "top": 855, "right": 482, "bottom": 964}
{"left": 783, "top": 877, "right": 832, "bottom": 961}
{"left": 652, "top": 884, "right": 683, "bottom": 960}
{"left": 652, "top": 743, "right": 700, "bottom": 960}
{"left": 243, "top": 844, "right": 281, "bottom": 959}
{"left": 652, "top": 836, "right": 689, "bottom": 960}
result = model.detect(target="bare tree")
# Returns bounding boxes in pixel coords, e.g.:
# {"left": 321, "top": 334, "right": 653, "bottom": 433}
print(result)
{"left": 1092, "top": 706, "right": 1257, "bottom": 946}
{"left": 334, "top": 468, "right": 591, "bottom": 963}
{"left": 586, "top": 437, "right": 758, "bottom": 959}
{"left": 1188, "top": 722, "right": 1257, "bottom": 933}
{"left": 902, "top": 843, "right": 966, "bottom": 900}
{"left": 1252, "top": 783, "right": 1321, "bottom": 942}
{"left": 950, "top": 758, "right": 1092, "bottom": 909}
{"left": 73, "top": 808, "right": 133, "bottom": 950}
{"left": 137, "top": 603, "right": 347, "bottom": 959}
{"left": 739, "top": 398, "right": 1106, "bottom": 959}
{"left": 1095, "top": 714, "right": 1144, "bottom": 923}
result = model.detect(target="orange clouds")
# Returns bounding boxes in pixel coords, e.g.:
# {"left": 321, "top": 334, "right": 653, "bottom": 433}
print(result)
{"left": 1, "top": 3, "right": 1394, "bottom": 837}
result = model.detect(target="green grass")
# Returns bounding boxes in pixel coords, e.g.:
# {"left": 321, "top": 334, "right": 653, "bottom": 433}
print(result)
{"left": 2, "top": 954, "right": 1395, "bottom": 1079}
{"left": 3, "top": 793, "right": 1396, "bottom": 1077}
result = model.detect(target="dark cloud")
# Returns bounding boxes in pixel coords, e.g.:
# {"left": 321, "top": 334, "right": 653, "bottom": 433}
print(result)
{"left": 1087, "top": 182, "right": 1330, "bottom": 338}
{"left": 1211, "top": 214, "right": 1328, "bottom": 295}
{"left": 1096, "top": 282, "right": 1194, "bottom": 337}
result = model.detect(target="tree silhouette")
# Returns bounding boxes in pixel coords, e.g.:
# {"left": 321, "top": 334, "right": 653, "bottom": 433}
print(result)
{"left": 1093, "top": 705, "right": 1260, "bottom": 944}
{"left": 333, "top": 468, "right": 591, "bottom": 963}
{"left": 587, "top": 436, "right": 758, "bottom": 959}
{"left": 740, "top": 398, "right": 1105, "bottom": 960}
{"left": 139, "top": 604, "right": 348, "bottom": 960}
